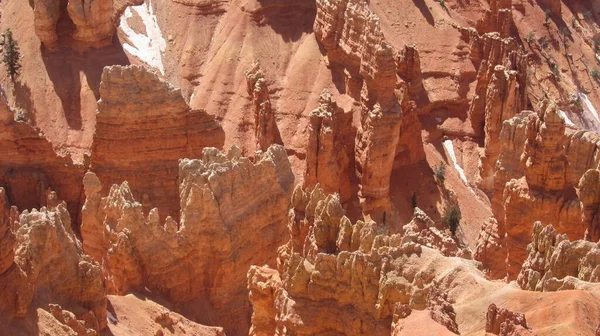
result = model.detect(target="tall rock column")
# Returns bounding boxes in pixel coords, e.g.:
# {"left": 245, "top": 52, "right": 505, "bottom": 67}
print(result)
{"left": 245, "top": 62, "right": 282, "bottom": 152}
{"left": 304, "top": 90, "right": 354, "bottom": 202}
{"left": 480, "top": 64, "right": 525, "bottom": 190}
{"left": 522, "top": 102, "right": 567, "bottom": 191}
{"left": 579, "top": 169, "right": 600, "bottom": 242}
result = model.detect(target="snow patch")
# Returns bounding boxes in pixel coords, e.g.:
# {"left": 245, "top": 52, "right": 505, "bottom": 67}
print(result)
{"left": 107, "top": 311, "right": 118, "bottom": 324}
{"left": 120, "top": 0, "right": 167, "bottom": 75}
{"left": 557, "top": 110, "right": 576, "bottom": 128}
{"left": 443, "top": 139, "right": 473, "bottom": 193}
{"left": 579, "top": 93, "right": 600, "bottom": 123}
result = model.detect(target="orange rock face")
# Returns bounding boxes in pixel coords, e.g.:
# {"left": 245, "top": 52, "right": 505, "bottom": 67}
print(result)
{"left": 82, "top": 144, "right": 293, "bottom": 335}
{"left": 92, "top": 65, "right": 225, "bottom": 219}
{"left": 0, "top": 91, "right": 84, "bottom": 221}
{"left": 0, "top": 191, "right": 106, "bottom": 334}
{"left": 33, "top": 0, "right": 122, "bottom": 50}
{"left": 3, "top": 0, "right": 600, "bottom": 334}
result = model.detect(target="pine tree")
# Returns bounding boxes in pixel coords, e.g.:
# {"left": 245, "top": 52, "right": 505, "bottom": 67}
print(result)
{"left": 0, "top": 29, "right": 22, "bottom": 80}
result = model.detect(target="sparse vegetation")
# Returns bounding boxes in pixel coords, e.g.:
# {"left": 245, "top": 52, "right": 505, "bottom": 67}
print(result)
{"left": 442, "top": 203, "right": 461, "bottom": 235}
{"left": 592, "top": 69, "right": 600, "bottom": 83}
{"left": 559, "top": 26, "right": 572, "bottom": 49}
{"left": 544, "top": 9, "right": 551, "bottom": 28}
{"left": 594, "top": 37, "right": 600, "bottom": 53}
{"left": 583, "top": 10, "right": 592, "bottom": 20}
{"left": 550, "top": 62, "right": 560, "bottom": 78}
{"left": 439, "top": 0, "right": 449, "bottom": 13}
{"left": 0, "top": 29, "right": 22, "bottom": 80}
{"left": 526, "top": 31, "right": 536, "bottom": 44}
{"left": 540, "top": 36, "right": 550, "bottom": 49}
{"left": 434, "top": 162, "right": 446, "bottom": 183}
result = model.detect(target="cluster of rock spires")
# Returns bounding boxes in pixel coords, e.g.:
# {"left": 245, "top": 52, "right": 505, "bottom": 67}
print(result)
{"left": 475, "top": 100, "right": 600, "bottom": 279}
{"left": 1, "top": 0, "right": 600, "bottom": 334}
{"left": 248, "top": 184, "right": 469, "bottom": 335}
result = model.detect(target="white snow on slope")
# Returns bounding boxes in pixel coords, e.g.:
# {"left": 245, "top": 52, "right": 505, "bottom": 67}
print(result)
{"left": 557, "top": 110, "right": 576, "bottom": 128}
{"left": 580, "top": 93, "right": 600, "bottom": 123}
{"left": 443, "top": 139, "right": 473, "bottom": 193}
{"left": 120, "top": 0, "right": 166, "bottom": 75}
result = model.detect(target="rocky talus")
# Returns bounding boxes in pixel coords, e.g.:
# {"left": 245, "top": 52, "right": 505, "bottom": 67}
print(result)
{"left": 81, "top": 144, "right": 294, "bottom": 335}
{"left": 92, "top": 65, "right": 224, "bottom": 220}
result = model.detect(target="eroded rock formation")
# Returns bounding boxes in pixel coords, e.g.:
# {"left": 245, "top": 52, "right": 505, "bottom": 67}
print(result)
{"left": 517, "top": 222, "right": 600, "bottom": 291}
{"left": 92, "top": 65, "right": 224, "bottom": 219}
{"left": 0, "top": 190, "right": 106, "bottom": 333}
{"left": 0, "top": 90, "right": 84, "bottom": 219}
{"left": 248, "top": 185, "right": 471, "bottom": 335}
{"left": 477, "top": 102, "right": 600, "bottom": 278}
{"left": 82, "top": 144, "right": 294, "bottom": 335}
{"left": 465, "top": 29, "right": 527, "bottom": 191}
{"left": 485, "top": 303, "right": 535, "bottom": 336}
{"left": 32, "top": 0, "right": 127, "bottom": 50}
{"left": 304, "top": 90, "right": 355, "bottom": 202}
{"left": 245, "top": 62, "right": 282, "bottom": 152}
{"left": 313, "top": 0, "right": 426, "bottom": 217}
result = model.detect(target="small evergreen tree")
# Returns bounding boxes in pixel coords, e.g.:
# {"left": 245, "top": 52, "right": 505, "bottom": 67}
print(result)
{"left": 0, "top": 29, "right": 22, "bottom": 80}
{"left": 442, "top": 203, "right": 461, "bottom": 235}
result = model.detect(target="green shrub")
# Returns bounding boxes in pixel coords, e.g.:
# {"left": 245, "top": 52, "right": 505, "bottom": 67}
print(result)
{"left": 592, "top": 69, "right": 600, "bottom": 83}
{"left": 434, "top": 162, "right": 446, "bottom": 183}
{"left": 443, "top": 204, "right": 461, "bottom": 235}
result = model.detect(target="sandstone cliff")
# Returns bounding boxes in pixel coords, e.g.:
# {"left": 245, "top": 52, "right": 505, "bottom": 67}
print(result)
{"left": 82, "top": 144, "right": 294, "bottom": 335}
{"left": 92, "top": 65, "right": 224, "bottom": 220}
{"left": 313, "top": 0, "right": 426, "bottom": 217}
